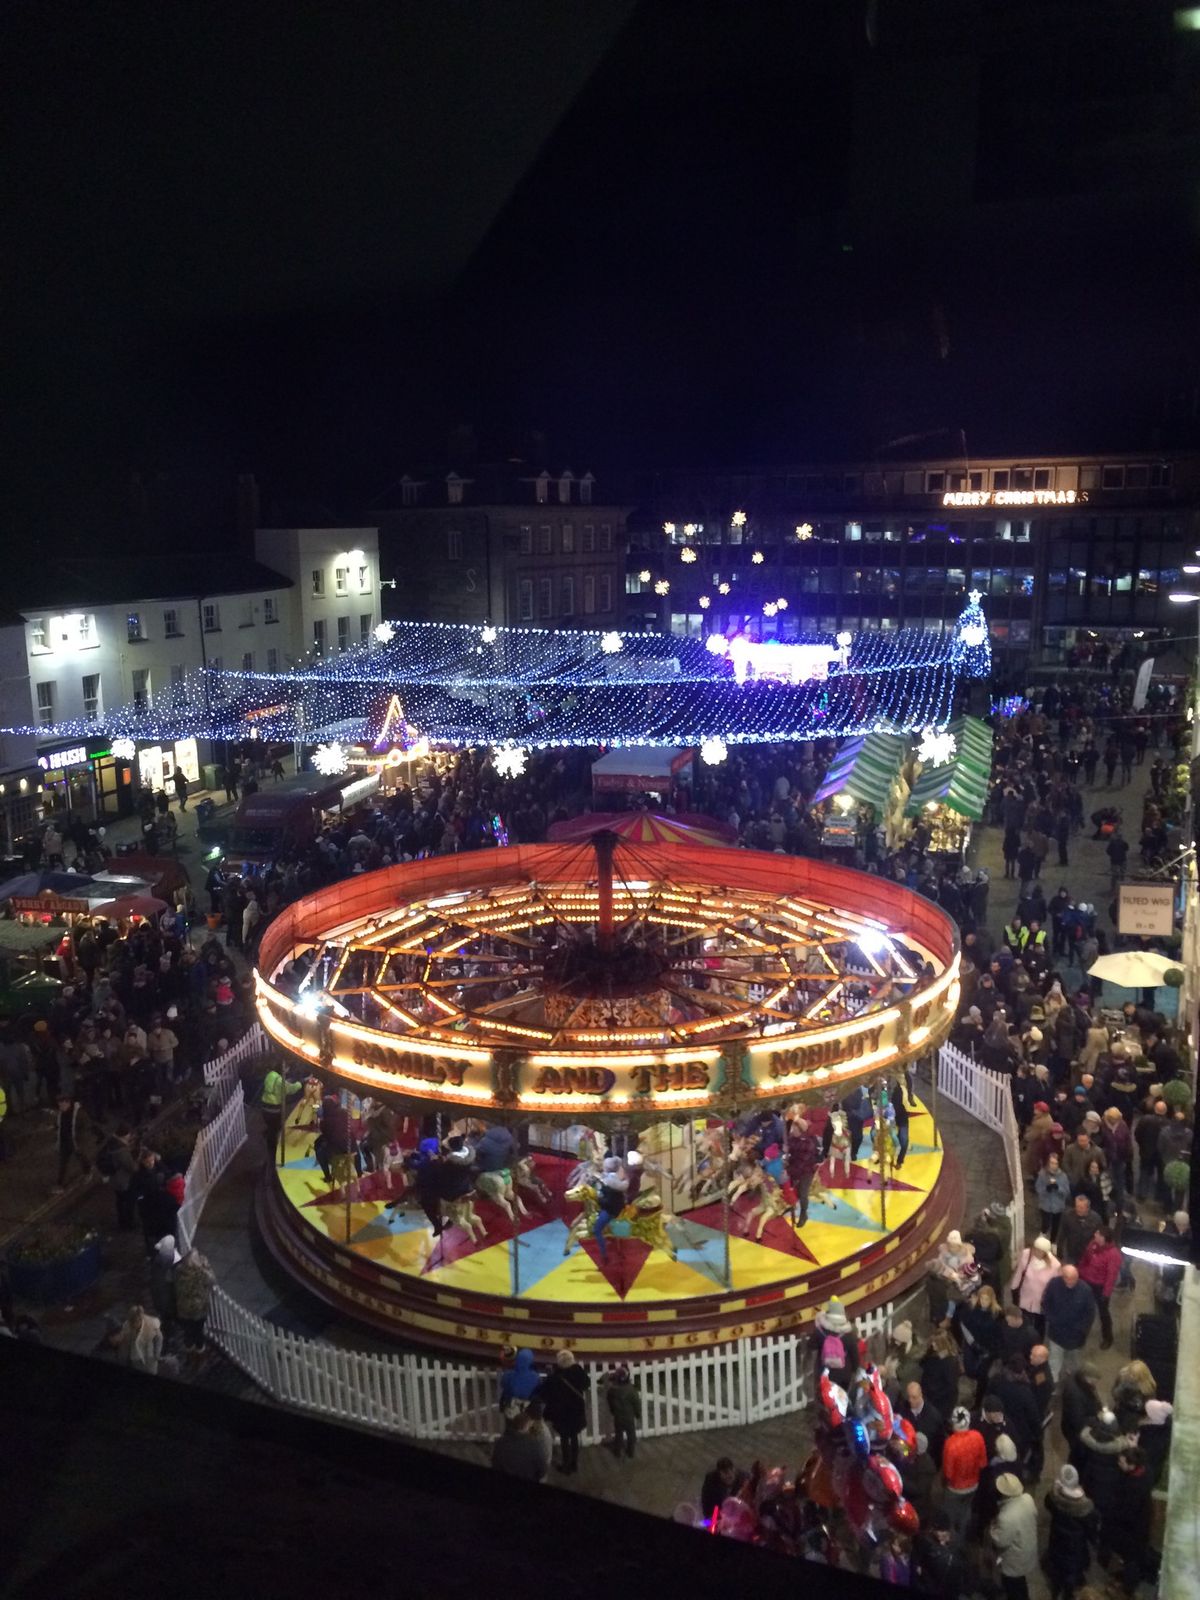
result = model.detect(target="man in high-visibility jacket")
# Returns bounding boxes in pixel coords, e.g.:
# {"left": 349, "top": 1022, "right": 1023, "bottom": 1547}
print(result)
{"left": 1003, "top": 922, "right": 1024, "bottom": 956}
{"left": 260, "top": 1063, "right": 303, "bottom": 1160}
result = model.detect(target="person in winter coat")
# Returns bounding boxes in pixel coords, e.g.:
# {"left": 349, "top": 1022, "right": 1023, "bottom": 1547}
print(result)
{"left": 992, "top": 1357, "right": 1042, "bottom": 1466}
{"left": 1077, "top": 1227, "right": 1121, "bottom": 1349}
{"left": 919, "top": 1329, "right": 962, "bottom": 1418}
{"left": 784, "top": 1118, "right": 821, "bottom": 1222}
{"left": 940, "top": 1406, "right": 987, "bottom": 1538}
{"left": 913, "top": 1511, "right": 969, "bottom": 1598}
{"left": 989, "top": 1474, "right": 1038, "bottom": 1600}
{"left": 1009, "top": 1235, "right": 1060, "bottom": 1328}
{"left": 100, "top": 1125, "right": 139, "bottom": 1231}
{"left": 955, "top": 1285, "right": 1004, "bottom": 1404}
{"left": 149, "top": 1236, "right": 177, "bottom": 1328}
{"left": 1111, "top": 1358, "right": 1158, "bottom": 1433}
{"left": 118, "top": 1304, "right": 163, "bottom": 1374}
{"left": 1043, "top": 1463, "right": 1099, "bottom": 1600}
{"left": 1078, "top": 1408, "right": 1133, "bottom": 1512}
{"left": 174, "top": 1247, "right": 215, "bottom": 1354}
{"left": 500, "top": 1347, "right": 541, "bottom": 1413}
{"left": 1098, "top": 1446, "right": 1153, "bottom": 1590}
{"left": 1056, "top": 1192, "right": 1101, "bottom": 1266}
{"left": 490, "top": 1411, "right": 548, "bottom": 1481}
{"left": 1035, "top": 1155, "right": 1072, "bottom": 1244}
{"left": 974, "top": 1432, "right": 1019, "bottom": 1535}
{"left": 474, "top": 1123, "right": 518, "bottom": 1174}
{"left": 1022, "top": 1106, "right": 1055, "bottom": 1182}
{"left": 1060, "top": 1364, "right": 1103, "bottom": 1465}
{"left": 604, "top": 1364, "right": 641, "bottom": 1458}
{"left": 1041, "top": 1265, "right": 1096, "bottom": 1380}
{"left": 1137, "top": 1397, "right": 1173, "bottom": 1484}
{"left": 536, "top": 1348, "right": 589, "bottom": 1473}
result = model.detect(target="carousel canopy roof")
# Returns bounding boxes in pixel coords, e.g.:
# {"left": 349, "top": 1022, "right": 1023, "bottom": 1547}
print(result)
{"left": 546, "top": 811, "right": 735, "bottom": 848}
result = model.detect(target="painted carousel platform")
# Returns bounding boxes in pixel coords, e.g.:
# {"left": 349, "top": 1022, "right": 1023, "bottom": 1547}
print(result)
{"left": 259, "top": 1094, "right": 960, "bottom": 1358}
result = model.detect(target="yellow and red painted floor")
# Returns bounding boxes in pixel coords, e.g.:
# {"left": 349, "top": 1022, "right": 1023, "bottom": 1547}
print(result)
{"left": 261, "top": 1097, "right": 958, "bottom": 1357}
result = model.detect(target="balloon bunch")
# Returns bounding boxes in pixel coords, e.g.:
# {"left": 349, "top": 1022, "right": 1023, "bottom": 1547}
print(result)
{"left": 802, "top": 1360, "right": 919, "bottom": 1545}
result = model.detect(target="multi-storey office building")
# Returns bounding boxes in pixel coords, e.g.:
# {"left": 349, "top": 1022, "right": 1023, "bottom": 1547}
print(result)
{"left": 624, "top": 453, "right": 1200, "bottom": 664}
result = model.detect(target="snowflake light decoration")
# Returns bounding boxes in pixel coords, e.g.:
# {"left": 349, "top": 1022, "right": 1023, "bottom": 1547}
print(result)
{"left": 776, "top": 597, "right": 788, "bottom": 610}
{"left": 718, "top": 582, "right": 731, "bottom": 594}
{"left": 731, "top": 511, "right": 747, "bottom": 528}
{"left": 836, "top": 630, "right": 852, "bottom": 647}
{"left": 312, "top": 741, "right": 349, "bottom": 776}
{"left": 373, "top": 621, "right": 396, "bottom": 644}
{"left": 960, "top": 622, "right": 987, "bottom": 648}
{"left": 600, "top": 631, "right": 623, "bottom": 654}
{"left": 795, "top": 523, "right": 814, "bottom": 540}
{"left": 481, "top": 624, "right": 498, "bottom": 644}
{"left": 663, "top": 522, "right": 676, "bottom": 535}
{"left": 698, "top": 595, "right": 711, "bottom": 609}
{"left": 638, "top": 569, "right": 652, "bottom": 584}
{"left": 751, "top": 550, "right": 764, "bottom": 564}
{"left": 705, "top": 634, "right": 729, "bottom": 656}
{"left": 762, "top": 602, "right": 778, "bottom": 617}
{"left": 680, "top": 546, "right": 697, "bottom": 563}
{"left": 111, "top": 737, "right": 136, "bottom": 761}
{"left": 700, "top": 736, "right": 728, "bottom": 766}
{"left": 492, "top": 746, "right": 528, "bottom": 779}
{"left": 654, "top": 579, "right": 670, "bottom": 596}
{"left": 917, "top": 728, "right": 957, "bottom": 768}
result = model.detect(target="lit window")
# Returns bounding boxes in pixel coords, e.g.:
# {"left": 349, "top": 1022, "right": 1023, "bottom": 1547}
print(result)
{"left": 313, "top": 619, "right": 326, "bottom": 655}
{"left": 29, "top": 619, "right": 46, "bottom": 651}
{"left": 126, "top": 612, "right": 143, "bottom": 642}
{"left": 82, "top": 674, "right": 100, "bottom": 720}
{"left": 334, "top": 567, "right": 348, "bottom": 595}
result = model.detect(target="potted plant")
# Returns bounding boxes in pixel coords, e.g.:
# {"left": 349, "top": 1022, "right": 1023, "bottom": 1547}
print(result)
{"left": 1162, "top": 1079, "right": 1193, "bottom": 1113}
{"left": 1163, "top": 968, "right": 1184, "bottom": 988}
{"left": 6, "top": 1223, "right": 102, "bottom": 1304}
{"left": 1163, "top": 1160, "right": 1191, "bottom": 1206}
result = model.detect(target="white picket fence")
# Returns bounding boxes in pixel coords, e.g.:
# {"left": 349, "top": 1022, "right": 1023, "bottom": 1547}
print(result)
{"left": 936, "top": 1042, "right": 1026, "bottom": 1249}
{"left": 172, "top": 1032, "right": 1022, "bottom": 1444}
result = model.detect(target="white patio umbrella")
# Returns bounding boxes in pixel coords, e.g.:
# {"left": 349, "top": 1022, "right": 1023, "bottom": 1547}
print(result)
{"left": 1086, "top": 950, "right": 1178, "bottom": 989}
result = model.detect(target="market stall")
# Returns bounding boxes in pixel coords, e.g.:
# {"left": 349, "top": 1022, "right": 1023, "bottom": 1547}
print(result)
{"left": 813, "top": 732, "right": 908, "bottom": 854}
{"left": 905, "top": 716, "right": 993, "bottom": 858}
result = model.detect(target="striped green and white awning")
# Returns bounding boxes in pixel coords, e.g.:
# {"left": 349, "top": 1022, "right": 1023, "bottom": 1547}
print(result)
{"left": 814, "top": 732, "right": 907, "bottom": 809}
{"left": 906, "top": 715, "right": 994, "bottom": 819}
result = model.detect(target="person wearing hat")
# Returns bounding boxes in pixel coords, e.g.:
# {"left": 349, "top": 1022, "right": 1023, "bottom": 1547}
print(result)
{"left": 604, "top": 1362, "right": 641, "bottom": 1459}
{"left": 535, "top": 1349, "right": 590, "bottom": 1474}
{"left": 974, "top": 1430, "right": 1019, "bottom": 1533}
{"left": 939, "top": 1406, "right": 987, "bottom": 1537}
{"left": 1043, "top": 1463, "right": 1099, "bottom": 1599}
{"left": 989, "top": 1473, "right": 1037, "bottom": 1600}
{"left": 1021, "top": 1101, "right": 1055, "bottom": 1181}
{"left": 1009, "top": 1234, "right": 1060, "bottom": 1332}
{"left": 912, "top": 1509, "right": 969, "bottom": 1597}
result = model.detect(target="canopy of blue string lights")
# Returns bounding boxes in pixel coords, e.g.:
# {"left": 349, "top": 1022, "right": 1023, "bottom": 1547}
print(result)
{"left": 8, "top": 599, "right": 990, "bottom": 751}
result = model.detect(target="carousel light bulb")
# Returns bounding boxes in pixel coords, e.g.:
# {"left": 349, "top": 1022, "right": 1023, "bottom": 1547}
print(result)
{"left": 600, "top": 631, "right": 623, "bottom": 654}
{"left": 312, "top": 741, "right": 349, "bottom": 776}
{"left": 684, "top": 522, "right": 697, "bottom": 537}
{"left": 763, "top": 601, "right": 778, "bottom": 617}
{"left": 492, "top": 746, "right": 529, "bottom": 779}
{"left": 373, "top": 621, "right": 396, "bottom": 644}
{"left": 700, "top": 736, "right": 728, "bottom": 766}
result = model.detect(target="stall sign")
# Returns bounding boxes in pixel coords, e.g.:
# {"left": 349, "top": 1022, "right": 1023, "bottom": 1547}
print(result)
{"left": 11, "top": 894, "right": 91, "bottom": 914}
{"left": 1117, "top": 882, "right": 1175, "bottom": 939}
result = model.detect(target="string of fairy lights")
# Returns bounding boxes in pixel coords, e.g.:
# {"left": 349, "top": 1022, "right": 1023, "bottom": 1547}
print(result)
{"left": 5, "top": 599, "right": 990, "bottom": 752}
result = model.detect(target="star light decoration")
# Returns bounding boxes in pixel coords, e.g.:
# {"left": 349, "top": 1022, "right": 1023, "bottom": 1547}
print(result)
{"left": 491, "top": 746, "right": 528, "bottom": 779}
{"left": 111, "top": 737, "right": 136, "bottom": 761}
{"left": 312, "top": 741, "right": 349, "bottom": 776}
{"left": 917, "top": 728, "right": 957, "bottom": 768}
{"left": 600, "top": 631, "right": 623, "bottom": 654}
{"left": 373, "top": 621, "right": 396, "bottom": 644}
{"left": 700, "top": 736, "right": 728, "bottom": 765}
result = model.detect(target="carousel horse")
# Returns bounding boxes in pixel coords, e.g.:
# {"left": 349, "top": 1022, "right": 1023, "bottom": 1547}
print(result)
{"left": 692, "top": 1128, "right": 749, "bottom": 1201}
{"left": 440, "top": 1194, "right": 485, "bottom": 1242}
{"left": 741, "top": 1174, "right": 798, "bottom": 1239}
{"left": 727, "top": 1153, "right": 770, "bottom": 1208}
{"left": 563, "top": 1180, "right": 676, "bottom": 1259}
{"left": 474, "top": 1166, "right": 529, "bottom": 1222}
{"left": 827, "top": 1110, "right": 853, "bottom": 1180}
{"left": 564, "top": 1126, "right": 606, "bottom": 1190}
{"left": 872, "top": 1104, "right": 898, "bottom": 1174}
{"left": 512, "top": 1155, "right": 552, "bottom": 1207}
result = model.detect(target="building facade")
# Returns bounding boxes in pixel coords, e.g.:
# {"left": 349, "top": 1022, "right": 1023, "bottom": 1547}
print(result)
{"left": 624, "top": 452, "right": 1200, "bottom": 663}
{"left": 6, "top": 529, "right": 380, "bottom": 824}
{"left": 373, "top": 467, "right": 628, "bottom": 630}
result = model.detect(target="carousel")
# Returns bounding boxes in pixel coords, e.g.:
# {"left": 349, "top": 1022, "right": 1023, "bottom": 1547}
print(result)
{"left": 253, "top": 829, "right": 963, "bottom": 1357}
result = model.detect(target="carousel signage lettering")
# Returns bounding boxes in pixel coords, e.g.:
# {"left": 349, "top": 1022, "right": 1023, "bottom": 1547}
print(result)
{"left": 629, "top": 1061, "right": 710, "bottom": 1097}
{"left": 765, "top": 1024, "right": 885, "bottom": 1081}
{"left": 348, "top": 1037, "right": 469, "bottom": 1088}
{"left": 530, "top": 1065, "right": 617, "bottom": 1097}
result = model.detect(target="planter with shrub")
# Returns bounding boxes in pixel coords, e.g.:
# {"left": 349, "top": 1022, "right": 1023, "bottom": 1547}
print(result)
{"left": 6, "top": 1224, "right": 101, "bottom": 1304}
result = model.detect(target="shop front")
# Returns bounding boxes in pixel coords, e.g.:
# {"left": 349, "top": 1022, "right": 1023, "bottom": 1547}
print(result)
{"left": 134, "top": 736, "right": 200, "bottom": 795}
{"left": 37, "top": 738, "right": 133, "bottom": 822}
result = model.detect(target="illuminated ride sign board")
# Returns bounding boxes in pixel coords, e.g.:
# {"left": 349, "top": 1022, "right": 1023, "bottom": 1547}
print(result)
{"left": 254, "top": 962, "right": 959, "bottom": 1113}
{"left": 727, "top": 638, "right": 841, "bottom": 686}
{"left": 942, "top": 489, "right": 1079, "bottom": 508}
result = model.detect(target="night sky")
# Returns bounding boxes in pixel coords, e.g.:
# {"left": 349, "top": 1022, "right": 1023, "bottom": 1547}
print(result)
{"left": 6, "top": 0, "right": 1200, "bottom": 549}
